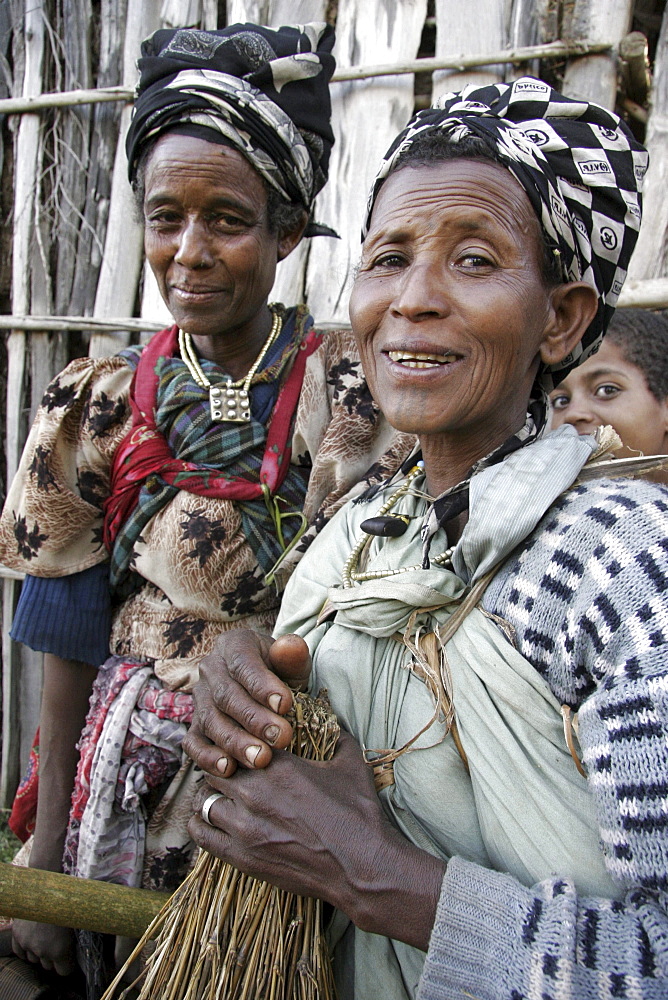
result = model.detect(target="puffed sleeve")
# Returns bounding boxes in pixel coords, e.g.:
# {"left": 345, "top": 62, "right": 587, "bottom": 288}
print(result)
{"left": 0, "top": 355, "right": 133, "bottom": 576}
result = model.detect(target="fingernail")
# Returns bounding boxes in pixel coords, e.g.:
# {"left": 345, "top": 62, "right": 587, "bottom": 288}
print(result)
{"left": 264, "top": 725, "right": 280, "bottom": 745}
{"left": 268, "top": 694, "right": 282, "bottom": 713}
{"left": 216, "top": 757, "right": 228, "bottom": 774}
{"left": 245, "top": 745, "right": 262, "bottom": 767}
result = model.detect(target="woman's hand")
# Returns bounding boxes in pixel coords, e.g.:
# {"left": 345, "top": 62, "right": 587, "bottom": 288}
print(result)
{"left": 189, "top": 730, "right": 445, "bottom": 951}
{"left": 183, "top": 631, "right": 312, "bottom": 777}
{"left": 12, "top": 919, "right": 77, "bottom": 977}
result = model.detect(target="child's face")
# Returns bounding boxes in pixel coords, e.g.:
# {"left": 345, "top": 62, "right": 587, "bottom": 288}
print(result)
{"left": 550, "top": 339, "right": 668, "bottom": 465}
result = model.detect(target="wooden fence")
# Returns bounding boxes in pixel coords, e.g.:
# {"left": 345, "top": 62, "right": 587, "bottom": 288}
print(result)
{"left": 0, "top": 0, "right": 667, "bottom": 802}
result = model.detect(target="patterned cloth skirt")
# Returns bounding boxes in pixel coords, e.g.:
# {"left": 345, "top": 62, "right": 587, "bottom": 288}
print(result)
{"left": 62, "top": 655, "right": 198, "bottom": 894}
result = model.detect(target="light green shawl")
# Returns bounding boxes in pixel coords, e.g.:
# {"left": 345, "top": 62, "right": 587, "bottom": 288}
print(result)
{"left": 275, "top": 426, "right": 623, "bottom": 1000}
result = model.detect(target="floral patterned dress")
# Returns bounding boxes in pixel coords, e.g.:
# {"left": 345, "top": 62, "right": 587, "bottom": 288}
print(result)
{"left": 0, "top": 309, "right": 413, "bottom": 898}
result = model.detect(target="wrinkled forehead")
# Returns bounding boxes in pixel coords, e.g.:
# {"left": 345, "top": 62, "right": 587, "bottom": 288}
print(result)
{"left": 365, "top": 157, "right": 544, "bottom": 253}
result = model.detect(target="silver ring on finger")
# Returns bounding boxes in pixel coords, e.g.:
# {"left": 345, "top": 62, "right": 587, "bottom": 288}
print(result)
{"left": 201, "top": 792, "right": 226, "bottom": 826}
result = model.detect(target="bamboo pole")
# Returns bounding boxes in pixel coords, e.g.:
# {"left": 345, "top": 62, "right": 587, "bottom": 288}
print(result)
{"left": 2, "top": 0, "right": 46, "bottom": 810}
{"left": 2, "top": 274, "right": 667, "bottom": 338}
{"left": 88, "top": 1, "right": 162, "bottom": 358}
{"left": 0, "top": 316, "right": 164, "bottom": 333}
{"left": 0, "top": 863, "right": 171, "bottom": 938}
{"left": 0, "top": 40, "right": 616, "bottom": 115}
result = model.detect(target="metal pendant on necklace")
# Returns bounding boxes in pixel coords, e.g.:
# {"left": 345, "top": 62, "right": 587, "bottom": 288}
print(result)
{"left": 210, "top": 384, "right": 251, "bottom": 423}
{"left": 179, "top": 309, "right": 282, "bottom": 426}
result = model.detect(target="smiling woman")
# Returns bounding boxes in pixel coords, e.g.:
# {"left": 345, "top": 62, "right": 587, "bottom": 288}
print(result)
{"left": 185, "top": 79, "right": 668, "bottom": 1000}
{"left": 348, "top": 156, "right": 586, "bottom": 493}
{"left": 0, "top": 21, "right": 414, "bottom": 996}
{"left": 142, "top": 135, "right": 297, "bottom": 363}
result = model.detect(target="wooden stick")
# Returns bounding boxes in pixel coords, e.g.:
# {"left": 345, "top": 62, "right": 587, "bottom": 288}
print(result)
{"left": 620, "top": 30, "right": 651, "bottom": 106}
{"left": 0, "top": 85, "right": 133, "bottom": 114}
{"left": 332, "top": 40, "right": 613, "bottom": 82}
{"left": 0, "top": 316, "right": 164, "bottom": 333}
{"left": 0, "top": 863, "right": 171, "bottom": 938}
{"left": 0, "top": 566, "right": 25, "bottom": 582}
{"left": 1, "top": 277, "right": 666, "bottom": 345}
{"left": 621, "top": 96, "right": 649, "bottom": 124}
{"left": 0, "top": 40, "right": 616, "bottom": 115}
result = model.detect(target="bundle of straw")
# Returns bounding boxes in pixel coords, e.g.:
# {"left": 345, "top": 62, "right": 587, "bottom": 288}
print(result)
{"left": 102, "top": 684, "right": 340, "bottom": 1000}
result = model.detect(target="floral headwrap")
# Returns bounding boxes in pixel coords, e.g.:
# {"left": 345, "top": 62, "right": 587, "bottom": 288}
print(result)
{"left": 126, "top": 22, "right": 336, "bottom": 235}
{"left": 364, "top": 77, "right": 649, "bottom": 389}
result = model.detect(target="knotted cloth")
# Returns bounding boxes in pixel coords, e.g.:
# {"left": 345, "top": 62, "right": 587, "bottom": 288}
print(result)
{"left": 364, "top": 77, "right": 648, "bottom": 389}
{"left": 126, "top": 22, "right": 335, "bottom": 229}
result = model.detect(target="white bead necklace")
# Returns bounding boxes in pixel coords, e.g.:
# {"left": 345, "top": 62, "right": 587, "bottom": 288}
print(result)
{"left": 178, "top": 306, "right": 282, "bottom": 423}
{"left": 342, "top": 466, "right": 454, "bottom": 586}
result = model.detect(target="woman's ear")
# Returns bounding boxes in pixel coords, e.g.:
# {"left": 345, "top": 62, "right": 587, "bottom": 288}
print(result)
{"left": 539, "top": 282, "right": 600, "bottom": 366}
{"left": 277, "top": 210, "right": 309, "bottom": 262}
{"left": 659, "top": 397, "right": 668, "bottom": 454}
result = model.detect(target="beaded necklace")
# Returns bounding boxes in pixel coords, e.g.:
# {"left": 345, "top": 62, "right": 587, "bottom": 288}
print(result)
{"left": 342, "top": 465, "right": 454, "bottom": 587}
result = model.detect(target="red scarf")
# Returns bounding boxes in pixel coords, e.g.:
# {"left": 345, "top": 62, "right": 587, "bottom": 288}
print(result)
{"left": 102, "top": 324, "right": 322, "bottom": 551}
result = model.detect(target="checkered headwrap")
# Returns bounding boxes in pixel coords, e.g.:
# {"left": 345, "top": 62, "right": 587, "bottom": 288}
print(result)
{"left": 364, "top": 77, "right": 649, "bottom": 390}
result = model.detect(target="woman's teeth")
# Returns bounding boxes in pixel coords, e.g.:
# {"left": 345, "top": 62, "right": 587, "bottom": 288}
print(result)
{"left": 387, "top": 350, "right": 457, "bottom": 369}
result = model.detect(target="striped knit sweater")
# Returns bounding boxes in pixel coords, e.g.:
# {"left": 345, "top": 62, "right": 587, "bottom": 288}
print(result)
{"left": 418, "top": 476, "right": 668, "bottom": 1000}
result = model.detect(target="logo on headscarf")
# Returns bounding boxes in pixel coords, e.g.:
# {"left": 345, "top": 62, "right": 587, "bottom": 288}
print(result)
{"left": 596, "top": 126, "right": 618, "bottom": 142}
{"left": 523, "top": 128, "right": 549, "bottom": 146}
{"left": 578, "top": 159, "right": 612, "bottom": 176}
{"left": 572, "top": 216, "right": 588, "bottom": 239}
{"left": 513, "top": 81, "right": 549, "bottom": 94}
{"left": 599, "top": 227, "right": 618, "bottom": 250}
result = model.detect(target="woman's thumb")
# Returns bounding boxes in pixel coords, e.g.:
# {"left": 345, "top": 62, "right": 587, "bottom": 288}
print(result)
{"left": 268, "top": 634, "right": 312, "bottom": 690}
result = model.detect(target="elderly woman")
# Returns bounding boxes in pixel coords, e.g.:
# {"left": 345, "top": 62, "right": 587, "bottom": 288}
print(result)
{"left": 0, "top": 21, "right": 411, "bottom": 987}
{"left": 185, "top": 80, "right": 668, "bottom": 999}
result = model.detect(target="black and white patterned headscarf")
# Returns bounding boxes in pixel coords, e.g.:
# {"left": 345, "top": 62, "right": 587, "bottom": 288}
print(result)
{"left": 126, "top": 22, "right": 336, "bottom": 235}
{"left": 364, "top": 77, "right": 648, "bottom": 390}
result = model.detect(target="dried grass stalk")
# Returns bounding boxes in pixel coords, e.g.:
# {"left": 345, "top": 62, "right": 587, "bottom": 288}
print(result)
{"left": 102, "top": 691, "right": 339, "bottom": 1000}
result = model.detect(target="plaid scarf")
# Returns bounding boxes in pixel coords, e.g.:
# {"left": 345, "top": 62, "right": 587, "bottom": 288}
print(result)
{"left": 103, "top": 305, "right": 322, "bottom": 592}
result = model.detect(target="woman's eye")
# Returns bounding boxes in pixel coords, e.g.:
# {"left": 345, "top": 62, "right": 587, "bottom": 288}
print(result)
{"left": 459, "top": 252, "right": 494, "bottom": 269}
{"left": 215, "top": 214, "right": 247, "bottom": 229}
{"left": 146, "top": 211, "right": 180, "bottom": 227}
{"left": 550, "top": 393, "right": 569, "bottom": 410}
{"left": 370, "top": 252, "right": 406, "bottom": 269}
{"left": 594, "top": 383, "right": 621, "bottom": 399}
